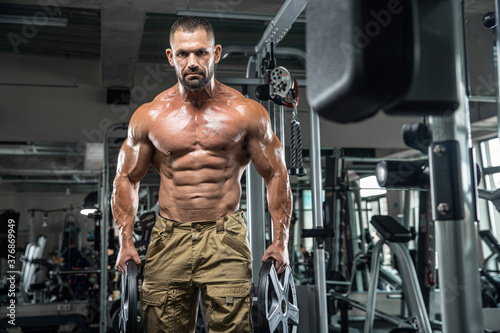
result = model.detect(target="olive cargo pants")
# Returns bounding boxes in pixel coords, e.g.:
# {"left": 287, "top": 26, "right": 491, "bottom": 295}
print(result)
{"left": 140, "top": 211, "right": 253, "bottom": 333}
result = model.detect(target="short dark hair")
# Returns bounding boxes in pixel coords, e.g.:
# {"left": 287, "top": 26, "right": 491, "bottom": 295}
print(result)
{"left": 170, "top": 16, "right": 215, "bottom": 47}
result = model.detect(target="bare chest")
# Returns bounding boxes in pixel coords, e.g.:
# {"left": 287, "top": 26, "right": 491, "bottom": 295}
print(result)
{"left": 149, "top": 107, "right": 247, "bottom": 157}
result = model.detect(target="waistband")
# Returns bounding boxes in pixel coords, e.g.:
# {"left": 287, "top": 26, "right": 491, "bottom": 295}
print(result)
{"left": 156, "top": 210, "right": 244, "bottom": 235}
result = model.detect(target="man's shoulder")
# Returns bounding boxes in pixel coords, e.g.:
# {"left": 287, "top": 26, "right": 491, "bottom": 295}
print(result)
{"left": 216, "top": 82, "right": 266, "bottom": 114}
{"left": 131, "top": 88, "right": 177, "bottom": 122}
{"left": 152, "top": 85, "right": 178, "bottom": 103}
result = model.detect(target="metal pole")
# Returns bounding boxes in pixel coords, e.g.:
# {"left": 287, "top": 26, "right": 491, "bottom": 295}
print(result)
{"left": 403, "top": 190, "right": 412, "bottom": 231}
{"left": 495, "top": 0, "right": 500, "bottom": 137}
{"left": 29, "top": 212, "right": 35, "bottom": 244}
{"left": 279, "top": 105, "right": 286, "bottom": 153}
{"left": 101, "top": 122, "right": 128, "bottom": 333}
{"left": 389, "top": 243, "right": 432, "bottom": 333}
{"left": 309, "top": 107, "right": 328, "bottom": 333}
{"left": 245, "top": 55, "right": 267, "bottom": 286}
{"left": 364, "top": 241, "right": 384, "bottom": 333}
{"left": 246, "top": 165, "right": 267, "bottom": 285}
{"left": 331, "top": 151, "right": 342, "bottom": 272}
{"left": 427, "top": 1, "right": 484, "bottom": 331}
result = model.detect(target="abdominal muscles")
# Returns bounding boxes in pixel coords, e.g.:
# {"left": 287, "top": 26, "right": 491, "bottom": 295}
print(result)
{"left": 155, "top": 149, "right": 245, "bottom": 222}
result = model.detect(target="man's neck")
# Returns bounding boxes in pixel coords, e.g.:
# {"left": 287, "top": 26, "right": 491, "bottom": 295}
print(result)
{"left": 178, "top": 79, "right": 217, "bottom": 107}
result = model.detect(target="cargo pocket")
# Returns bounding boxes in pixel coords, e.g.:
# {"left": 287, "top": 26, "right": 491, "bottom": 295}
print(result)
{"left": 145, "top": 236, "right": 165, "bottom": 260}
{"left": 204, "top": 282, "right": 252, "bottom": 332}
{"left": 140, "top": 286, "right": 172, "bottom": 332}
{"left": 221, "top": 233, "right": 252, "bottom": 261}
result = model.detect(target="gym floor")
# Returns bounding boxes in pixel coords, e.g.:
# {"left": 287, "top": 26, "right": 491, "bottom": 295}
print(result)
{"left": 331, "top": 320, "right": 442, "bottom": 333}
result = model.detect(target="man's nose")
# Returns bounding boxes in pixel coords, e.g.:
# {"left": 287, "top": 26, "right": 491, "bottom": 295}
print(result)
{"left": 187, "top": 54, "right": 198, "bottom": 68}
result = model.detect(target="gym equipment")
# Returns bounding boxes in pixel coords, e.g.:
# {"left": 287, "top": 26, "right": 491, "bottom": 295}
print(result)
{"left": 402, "top": 122, "right": 432, "bottom": 155}
{"left": 119, "top": 261, "right": 141, "bottom": 333}
{"left": 483, "top": 12, "right": 497, "bottom": 29}
{"left": 119, "top": 259, "right": 299, "bottom": 333}
{"left": 479, "top": 189, "right": 500, "bottom": 215}
{"left": 307, "top": 0, "right": 459, "bottom": 122}
{"left": 254, "top": 259, "right": 299, "bottom": 333}
{"left": 19, "top": 235, "right": 47, "bottom": 302}
{"left": 0, "top": 301, "right": 90, "bottom": 331}
{"left": 0, "top": 235, "right": 94, "bottom": 331}
{"left": 365, "top": 215, "right": 432, "bottom": 333}
{"left": 255, "top": 64, "right": 306, "bottom": 178}
{"left": 134, "top": 211, "right": 156, "bottom": 265}
{"left": 480, "top": 230, "right": 500, "bottom": 269}
{"left": 376, "top": 160, "right": 429, "bottom": 189}
{"left": 478, "top": 230, "right": 500, "bottom": 308}
{"left": 306, "top": 0, "right": 415, "bottom": 122}
{"left": 288, "top": 85, "right": 306, "bottom": 177}
{"left": 309, "top": 0, "right": 486, "bottom": 326}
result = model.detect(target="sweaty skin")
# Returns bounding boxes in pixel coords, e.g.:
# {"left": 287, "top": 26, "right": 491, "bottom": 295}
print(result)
{"left": 111, "top": 28, "right": 292, "bottom": 275}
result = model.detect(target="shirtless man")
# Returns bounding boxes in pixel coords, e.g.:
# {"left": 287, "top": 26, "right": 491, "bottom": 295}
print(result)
{"left": 111, "top": 16, "right": 292, "bottom": 332}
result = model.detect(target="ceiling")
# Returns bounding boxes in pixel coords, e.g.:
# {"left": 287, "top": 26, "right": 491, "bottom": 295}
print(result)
{"left": 0, "top": 0, "right": 306, "bottom": 88}
{"left": 0, "top": 0, "right": 498, "bottom": 193}
{"left": 0, "top": 0, "right": 306, "bottom": 192}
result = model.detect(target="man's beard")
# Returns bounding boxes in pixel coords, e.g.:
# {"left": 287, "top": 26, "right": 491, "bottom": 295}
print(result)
{"left": 179, "top": 67, "right": 213, "bottom": 90}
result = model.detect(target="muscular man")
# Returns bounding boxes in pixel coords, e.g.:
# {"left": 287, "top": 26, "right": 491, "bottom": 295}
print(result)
{"left": 111, "top": 16, "right": 292, "bottom": 332}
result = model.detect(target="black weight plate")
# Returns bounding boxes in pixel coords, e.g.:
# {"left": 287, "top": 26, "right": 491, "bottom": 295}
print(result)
{"left": 120, "top": 261, "right": 138, "bottom": 333}
{"left": 256, "top": 260, "right": 299, "bottom": 333}
{"left": 138, "top": 211, "right": 156, "bottom": 231}
{"left": 110, "top": 299, "right": 121, "bottom": 318}
{"left": 134, "top": 240, "right": 149, "bottom": 264}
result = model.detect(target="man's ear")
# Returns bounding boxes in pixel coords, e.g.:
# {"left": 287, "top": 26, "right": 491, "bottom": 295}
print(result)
{"left": 214, "top": 44, "right": 222, "bottom": 64}
{"left": 166, "top": 48, "right": 174, "bottom": 66}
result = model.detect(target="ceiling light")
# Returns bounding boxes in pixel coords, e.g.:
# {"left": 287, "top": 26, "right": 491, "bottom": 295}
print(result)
{"left": 80, "top": 191, "right": 99, "bottom": 216}
{"left": 176, "top": 9, "right": 306, "bottom": 23}
{"left": 0, "top": 14, "right": 68, "bottom": 27}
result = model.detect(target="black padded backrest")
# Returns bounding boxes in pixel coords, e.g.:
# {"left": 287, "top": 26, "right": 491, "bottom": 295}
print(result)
{"left": 306, "top": 0, "right": 459, "bottom": 123}
{"left": 306, "top": 0, "right": 416, "bottom": 123}
{"left": 370, "top": 215, "right": 412, "bottom": 243}
{"left": 479, "top": 230, "right": 500, "bottom": 255}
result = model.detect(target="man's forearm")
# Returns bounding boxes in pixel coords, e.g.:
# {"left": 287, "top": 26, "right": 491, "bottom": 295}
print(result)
{"left": 111, "top": 175, "right": 140, "bottom": 247}
{"left": 266, "top": 173, "right": 293, "bottom": 246}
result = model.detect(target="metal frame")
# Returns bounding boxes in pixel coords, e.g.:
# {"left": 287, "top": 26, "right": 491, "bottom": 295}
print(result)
{"left": 250, "top": 1, "right": 331, "bottom": 331}
{"left": 254, "top": 0, "right": 307, "bottom": 54}
{"left": 426, "top": 0, "right": 485, "bottom": 331}
{"left": 495, "top": 0, "right": 500, "bottom": 138}
{"left": 100, "top": 123, "right": 128, "bottom": 333}
{"left": 309, "top": 108, "right": 329, "bottom": 333}
{"left": 364, "top": 239, "right": 432, "bottom": 333}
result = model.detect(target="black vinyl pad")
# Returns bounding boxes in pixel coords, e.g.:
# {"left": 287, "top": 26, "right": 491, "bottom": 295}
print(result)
{"left": 370, "top": 215, "right": 412, "bottom": 243}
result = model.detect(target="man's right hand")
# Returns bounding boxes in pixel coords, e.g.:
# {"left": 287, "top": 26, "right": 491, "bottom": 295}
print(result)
{"left": 116, "top": 243, "right": 142, "bottom": 275}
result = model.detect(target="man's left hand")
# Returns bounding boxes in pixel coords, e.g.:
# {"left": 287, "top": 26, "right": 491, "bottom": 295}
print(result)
{"left": 262, "top": 241, "right": 289, "bottom": 274}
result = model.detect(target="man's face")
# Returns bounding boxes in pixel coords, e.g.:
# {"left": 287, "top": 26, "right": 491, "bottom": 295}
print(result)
{"left": 166, "top": 29, "right": 221, "bottom": 91}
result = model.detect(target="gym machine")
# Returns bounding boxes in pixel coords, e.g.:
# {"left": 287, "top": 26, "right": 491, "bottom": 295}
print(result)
{"left": 0, "top": 234, "right": 95, "bottom": 332}
{"left": 364, "top": 215, "right": 431, "bottom": 333}
{"left": 307, "top": 0, "right": 486, "bottom": 332}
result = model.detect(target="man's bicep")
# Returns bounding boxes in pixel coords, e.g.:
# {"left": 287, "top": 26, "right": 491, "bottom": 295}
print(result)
{"left": 116, "top": 136, "right": 154, "bottom": 184}
{"left": 247, "top": 131, "right": 286, "bottom": 182}
{"left": 246, "top": 104, "right": 287, "bottom": 179}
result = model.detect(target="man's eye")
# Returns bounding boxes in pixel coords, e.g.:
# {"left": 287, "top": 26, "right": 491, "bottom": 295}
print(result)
{"left": 197, "top": 51, "right": 207, "bottom": 56}
{"left": 177, "top": 52, "right": 187, "bottom": 57}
